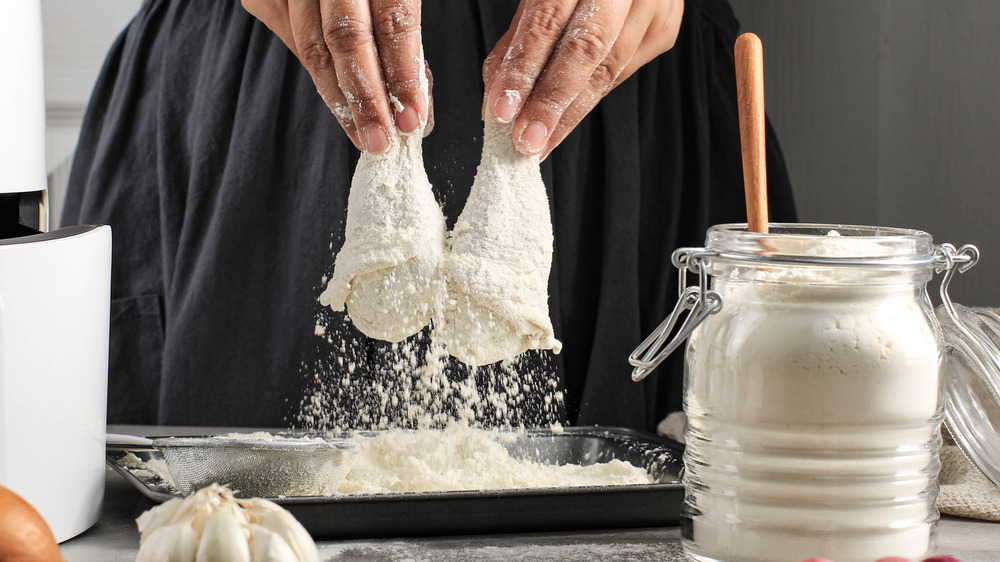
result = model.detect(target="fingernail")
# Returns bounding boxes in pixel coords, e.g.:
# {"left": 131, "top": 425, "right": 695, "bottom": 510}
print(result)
{"left": 517, "top": 122, "right": 548, "bottom": 155}
{"left": 361, "top": 125, "right": 390, "bottom": 154}
{"left": 396, "top": 105, "right": 420, "bottom": 134}
{"left": 492, "top": 90, "right": 521, "bottom": 123}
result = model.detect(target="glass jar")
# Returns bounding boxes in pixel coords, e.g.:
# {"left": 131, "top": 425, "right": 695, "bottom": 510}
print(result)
{"left": 631, "top": 223, "right": 981, "bottom": 562}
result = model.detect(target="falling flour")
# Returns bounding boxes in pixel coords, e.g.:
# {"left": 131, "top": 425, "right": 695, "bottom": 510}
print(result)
{"left": 298, "top": 323, "right": 564, "bottom": 432}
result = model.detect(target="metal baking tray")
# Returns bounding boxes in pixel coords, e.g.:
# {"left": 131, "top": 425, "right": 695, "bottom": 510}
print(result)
{"left": 106, "top": 426, "right": 684, "bottom": 539}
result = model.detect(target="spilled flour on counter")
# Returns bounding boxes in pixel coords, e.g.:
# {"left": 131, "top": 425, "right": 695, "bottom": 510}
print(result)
{"left": 323, "top": 540, "right": 685, "bottom": 562}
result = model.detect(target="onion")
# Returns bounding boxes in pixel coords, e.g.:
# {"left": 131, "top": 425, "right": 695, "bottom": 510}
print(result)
{"left": 0, "top": 485, "right": 64, "bottom": 561}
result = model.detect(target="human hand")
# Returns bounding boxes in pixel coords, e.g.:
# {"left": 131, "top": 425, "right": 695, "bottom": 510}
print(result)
{"left": 483, "top": 0, "right": 684, "bottom": 159}
{"left": 241, "top": 0, "right": 431, "bottom": 153}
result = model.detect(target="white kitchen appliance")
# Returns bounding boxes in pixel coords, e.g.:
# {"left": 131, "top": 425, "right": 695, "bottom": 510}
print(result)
{"left": 0, "top": 0, "right": 111, "bottom": 543}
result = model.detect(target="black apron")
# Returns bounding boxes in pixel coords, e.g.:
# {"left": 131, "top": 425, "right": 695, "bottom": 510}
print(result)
{"left": 62, "top": 0, "right": 796, "bottom": 429}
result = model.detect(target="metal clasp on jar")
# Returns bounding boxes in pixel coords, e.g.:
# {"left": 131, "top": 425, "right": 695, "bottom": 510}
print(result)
{"left": 935, "top": 243, "right": 984, "bottom": 349}
{"left": 629, "top": 248, "right": 722, "bottom": 381}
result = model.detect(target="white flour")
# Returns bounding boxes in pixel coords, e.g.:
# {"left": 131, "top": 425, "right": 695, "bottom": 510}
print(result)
{"left": 122, "top": 427, "right": 653, "bottom": 497}
{"left": 683, "top": 235, "right": 942, "bottom": 561}
{"left": 438, "top": 117, "right": 562, "bottom": 366}
{"left": 335, "top": 424, "right": 651, "bottom": 494}
{"left": 319, "top": 130, "right": 447, "bottom": 343}
{"left": 122, "top": 452, "right": 175, "bottom": 488}
{"left": 310, "top": 47, "right": 569, "bottom": 497}
{"left": 298, "top": 329, "right": 564, "bottom": 431}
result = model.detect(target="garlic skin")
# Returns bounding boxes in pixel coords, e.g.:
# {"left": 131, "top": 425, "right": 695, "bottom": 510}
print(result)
{"left": 196, "top": 504, "right": 250, "bottom": 562}
{"left": 247, "top": 524, "right": 300, "bottom": 562}
{"left": 135, "top": 524, "right": 197, "bottom": 562}
{"left": 238, "top": 498, "right": 318, "bottom": 562}
{"left": 135, "top": 484, "right": 317, "bottom": 562}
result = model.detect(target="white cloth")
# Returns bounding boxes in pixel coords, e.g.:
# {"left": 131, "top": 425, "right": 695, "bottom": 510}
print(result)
{"left": 938, "top": 443, "right": 1000, "bottom": 522}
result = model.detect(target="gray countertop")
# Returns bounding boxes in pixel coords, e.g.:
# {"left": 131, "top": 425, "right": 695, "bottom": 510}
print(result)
{"left": 60, "top": 427, "right": 1000, "bottom": 561}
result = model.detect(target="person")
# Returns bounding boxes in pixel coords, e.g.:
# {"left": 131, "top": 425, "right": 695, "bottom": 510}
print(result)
{"left": 61, "top": 0, "right": 796, "bottom": 430}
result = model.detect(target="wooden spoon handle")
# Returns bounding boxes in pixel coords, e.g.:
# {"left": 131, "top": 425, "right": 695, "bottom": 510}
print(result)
{"left": 735, "top": 33, "right": 769, "bottom": 234}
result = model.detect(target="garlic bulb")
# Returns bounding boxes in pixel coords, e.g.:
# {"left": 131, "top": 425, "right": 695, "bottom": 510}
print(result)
{"left": 135, "top": 484, "right": 319, "bottom": 562}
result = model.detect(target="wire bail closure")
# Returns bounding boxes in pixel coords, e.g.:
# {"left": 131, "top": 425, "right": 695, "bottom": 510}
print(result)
{"left": 935, "top": 242, "right": 982, "bottom": 348}
{"left": 629, "top": 248, "right": 722, "bottom": 381}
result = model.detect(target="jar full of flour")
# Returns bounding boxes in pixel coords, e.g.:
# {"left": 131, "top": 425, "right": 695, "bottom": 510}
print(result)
{"left": 630, "top": 223, "right": 993, "bottom": 562}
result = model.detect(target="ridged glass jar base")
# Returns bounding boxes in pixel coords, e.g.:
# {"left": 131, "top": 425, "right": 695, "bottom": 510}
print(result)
{"left": 683, "top": 522, "right": 937, "bottom": 562}
{"left": 679, "top": 418, "right": 942, "bottom": 562}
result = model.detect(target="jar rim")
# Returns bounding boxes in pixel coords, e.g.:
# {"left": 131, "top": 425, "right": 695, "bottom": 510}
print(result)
{"left": 705, "top": 223, "right": 935, "bottom": 267}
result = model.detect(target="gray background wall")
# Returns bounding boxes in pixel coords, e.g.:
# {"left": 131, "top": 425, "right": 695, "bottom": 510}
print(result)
{"left": 42, "top": 0, "right": 139, "bottom": 227}
{"left": 731, "top": 0, "right": 1000, "bottom": 306}
{"left": 44, "top": 1, "right": 1000, "bottom": 306}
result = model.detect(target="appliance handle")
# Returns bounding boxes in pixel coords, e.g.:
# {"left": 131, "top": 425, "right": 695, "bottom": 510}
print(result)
{"left": 106, "top": 433, "right": 155, "bottom": 449}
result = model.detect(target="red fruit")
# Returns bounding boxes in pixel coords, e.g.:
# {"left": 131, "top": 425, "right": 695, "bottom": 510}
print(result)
{"left": 921, "top": 556, "right": 961, "bottom": 562}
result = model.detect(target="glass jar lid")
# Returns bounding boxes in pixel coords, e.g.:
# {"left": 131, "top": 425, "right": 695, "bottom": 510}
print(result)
{"left": 937, "top": 302, "right": 1000, "bottom": 488}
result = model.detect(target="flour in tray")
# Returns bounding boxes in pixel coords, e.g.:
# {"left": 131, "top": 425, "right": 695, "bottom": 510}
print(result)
{"left": 121, "top": 452, "right": 175, "bottom": 488}
{"left": 334, "top": 424, "right": 652, "bottom": 495}
{"left": 123, "top": 426, "right": 654, "bottom": 497}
